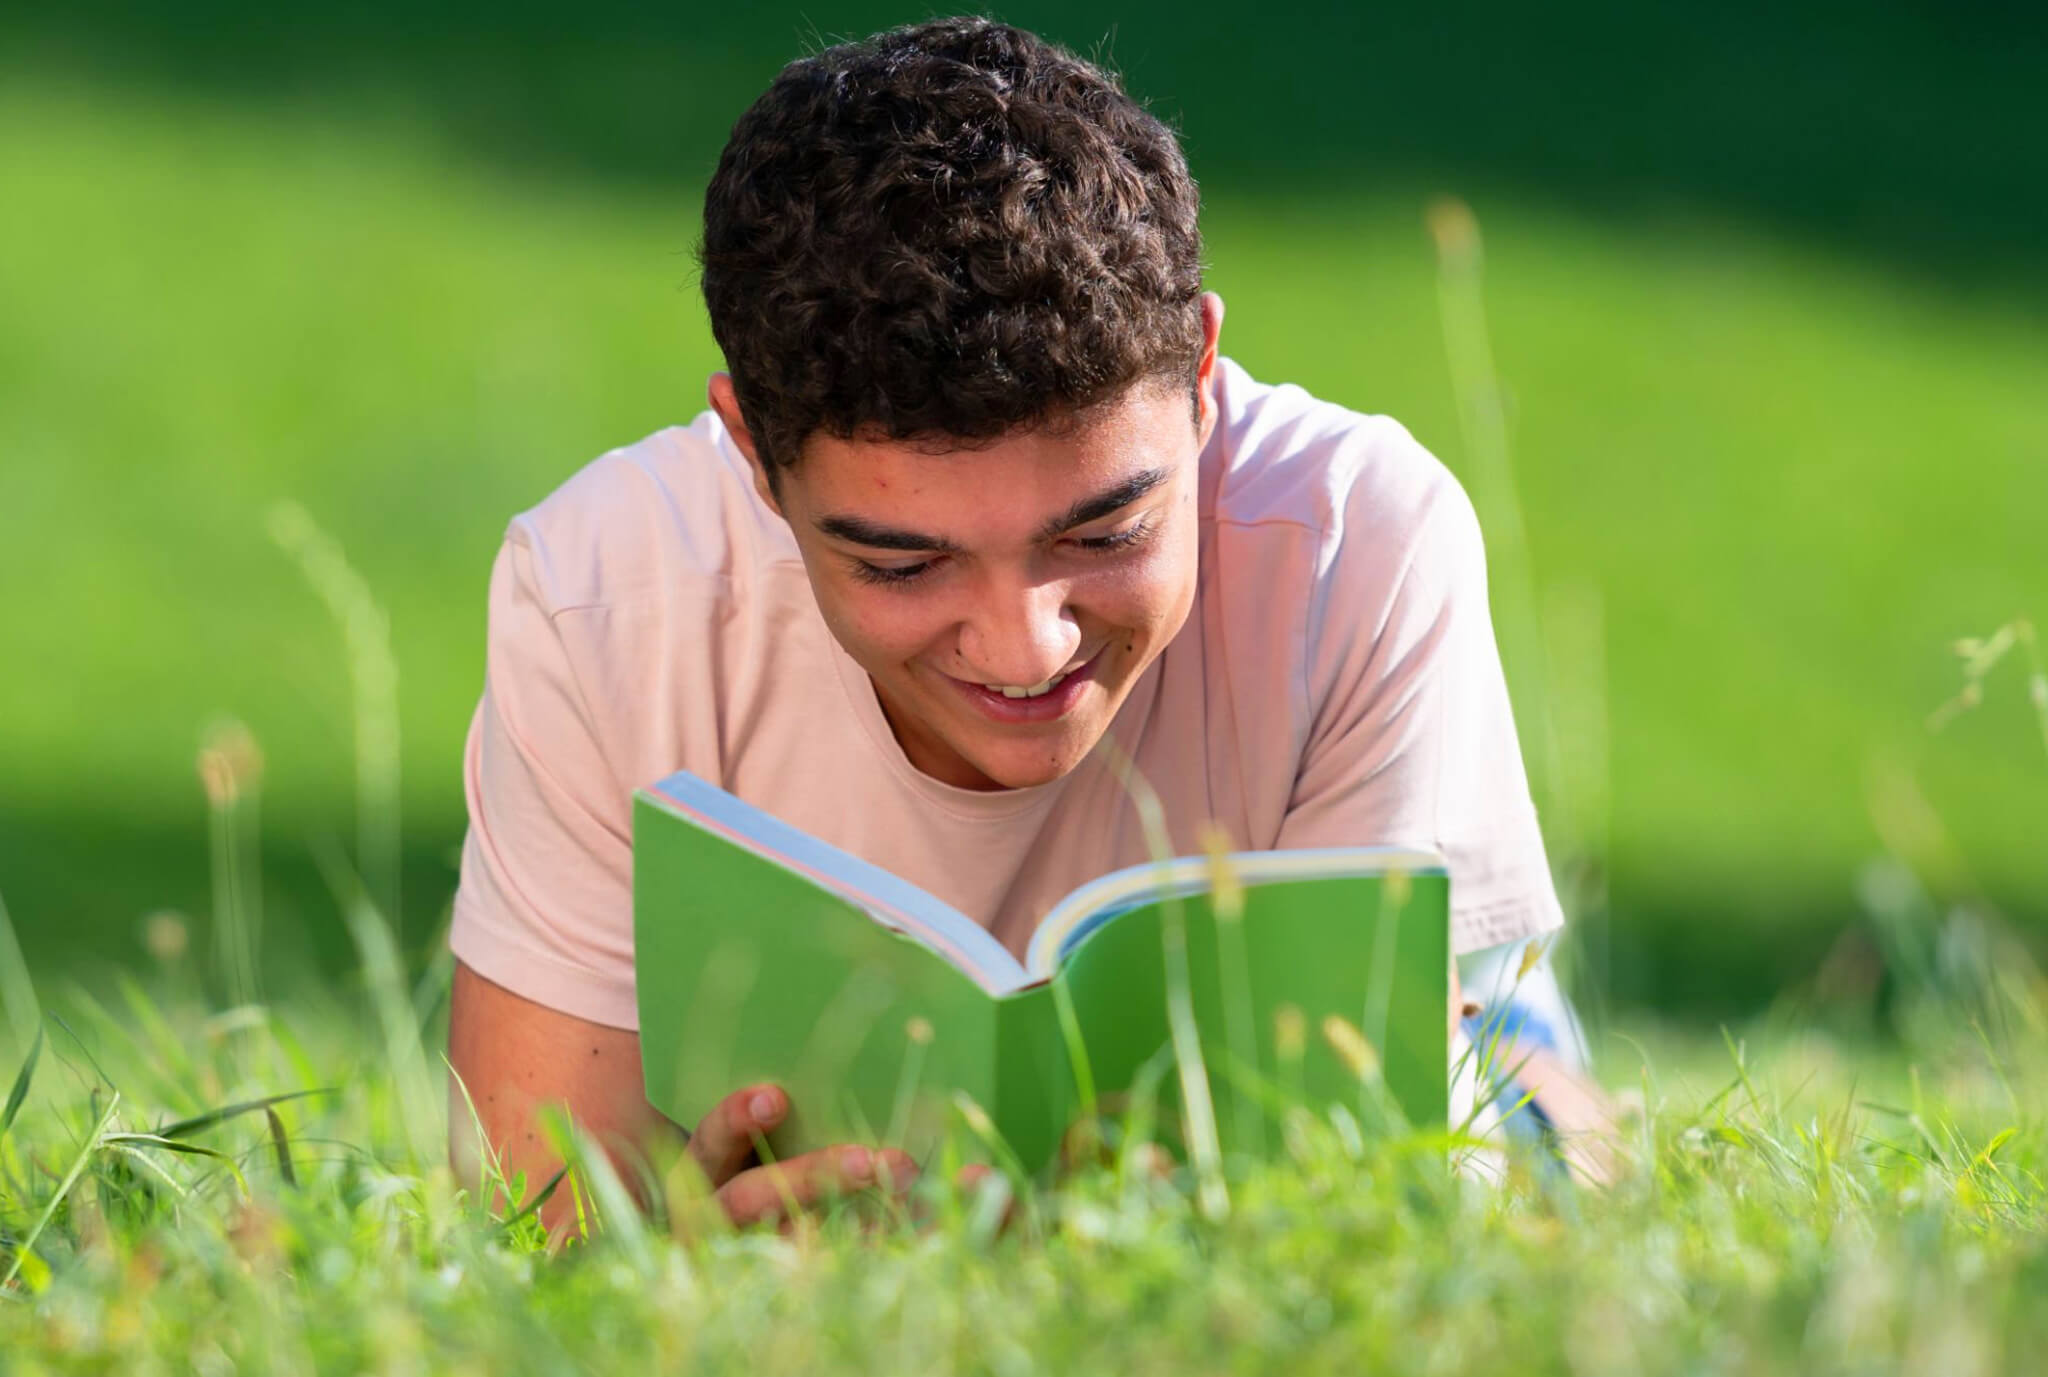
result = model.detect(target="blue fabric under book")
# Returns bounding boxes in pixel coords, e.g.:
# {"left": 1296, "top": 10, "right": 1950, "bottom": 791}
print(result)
{"left": 1456, "top": 938, "right": 1590, "bottom": 1156}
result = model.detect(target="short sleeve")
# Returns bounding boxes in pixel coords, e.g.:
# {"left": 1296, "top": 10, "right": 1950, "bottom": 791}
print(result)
{"left": 1272, "top": 463, "right": 1565, "bottom": 955}
{"left": 450, "top": 531, "right": 640, "bottom": 1029}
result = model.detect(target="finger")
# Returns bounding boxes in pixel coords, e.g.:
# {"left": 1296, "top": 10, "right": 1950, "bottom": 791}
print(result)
{"left": 718, "top": 1145, "right": 917, "bottom": 1229}
{"left": 687, "top": 1084, "right": 787, "bottom": 1186}
{"left": 869, "top": 1147, "right": 919, "bottom": 1195}
{"left": 720, "top": 1145, "right": 872, "bottom": 1228}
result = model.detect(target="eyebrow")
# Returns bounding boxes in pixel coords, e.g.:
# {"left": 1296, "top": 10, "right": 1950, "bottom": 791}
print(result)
{"left": 814, "top": 467, "right": 1171, "bottom": 552}
{"left": 1036, "top": 467, "right": 1171, "bottom": 540}
{"left": 813, "top": 513, "right": 966, "bottom": 554}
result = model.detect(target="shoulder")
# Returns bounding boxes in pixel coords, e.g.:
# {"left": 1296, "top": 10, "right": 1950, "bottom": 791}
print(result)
{"left": 504, "top": 410, "right": 796, "bottom": 616}
{"left": 1206, "top": 357, "right": 1474, "bottom": 602}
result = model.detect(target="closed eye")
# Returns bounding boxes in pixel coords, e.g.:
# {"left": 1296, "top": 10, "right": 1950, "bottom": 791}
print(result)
{"left": 1072, "top": 516, "right": 1157, "bottom": 553}
{"left": 848, "top": 515, "right": 1156, "bottom": 588}
{"left": 851, "top": 557, "right": 938, "bottom": 586}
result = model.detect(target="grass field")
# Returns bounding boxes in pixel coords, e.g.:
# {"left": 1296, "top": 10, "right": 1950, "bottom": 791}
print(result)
{"left": 1, "top": 906, "right": 2044, "bottom": 1372}
{"left": 2, "top": 8, "right": 2046, "bottom": 1366}
{"left": 3, "top": 62, "right": 2044, "bottom": 1009}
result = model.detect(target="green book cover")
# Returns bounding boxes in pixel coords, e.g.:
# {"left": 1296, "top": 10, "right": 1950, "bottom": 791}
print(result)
{"left": 633, "top": 771, "right": 1448, "bottom": 1174}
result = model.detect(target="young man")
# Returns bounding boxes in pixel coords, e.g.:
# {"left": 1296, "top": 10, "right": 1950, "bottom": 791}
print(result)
{"left": 447, "top": 17, "right": 1570, "bottom": 1226}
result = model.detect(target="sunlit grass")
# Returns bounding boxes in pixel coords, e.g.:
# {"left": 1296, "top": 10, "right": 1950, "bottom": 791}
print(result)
{"left": 2, "top": 919, "right": 2044, "bottom": 1372}
{"left": 2, "top": 55, "right": 2045, "bottom": 1375}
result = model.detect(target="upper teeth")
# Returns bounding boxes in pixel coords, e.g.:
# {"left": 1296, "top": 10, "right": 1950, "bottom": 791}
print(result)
{"left": 986, "top": 671, "right": 1068, "bottom": 699}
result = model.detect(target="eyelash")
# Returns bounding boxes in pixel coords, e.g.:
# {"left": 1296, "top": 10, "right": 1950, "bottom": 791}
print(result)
{"left": 1075, "top": 520, "right": 1156, "bottom": 553}
{"left": 850, "top": 517, "right": 1157, "bottom": 587}
{"left": 851, "top": 560, "right": 937, "bottom": 587}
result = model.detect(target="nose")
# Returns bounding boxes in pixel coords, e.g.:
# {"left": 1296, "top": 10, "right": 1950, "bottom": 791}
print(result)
{"left": 957, "top": 578, "right": 1082, "bottom": 688}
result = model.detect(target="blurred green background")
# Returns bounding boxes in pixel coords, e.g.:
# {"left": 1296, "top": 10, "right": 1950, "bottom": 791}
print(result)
{"left": 2, "top": 1, "right": 2043, "bottom": 1016}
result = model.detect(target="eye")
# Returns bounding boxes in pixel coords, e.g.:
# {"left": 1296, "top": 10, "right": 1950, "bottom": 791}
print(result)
{"left": 851, "top": 557, "right": 938, "bottom": 587}
{"left": 1072, "top": 515, "right": 1157, "bottom": 553}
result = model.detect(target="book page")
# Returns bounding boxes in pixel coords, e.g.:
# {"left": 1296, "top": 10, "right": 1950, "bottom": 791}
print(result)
{"left": 1024, "top": 846, "right": 1446, "bottom": 979}
{"left": 641, "top": 771, "right": 1032, "bottom": 994}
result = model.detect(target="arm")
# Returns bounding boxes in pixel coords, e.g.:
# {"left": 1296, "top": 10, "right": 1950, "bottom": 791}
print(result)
{"left": 447, "top": 959, "right": 914, "bottom": 1231}
{"left": 449, "top": 534, "right": 907, "bottom": 1232}
{"left": 446, "top": 958, "right": 667, "bottom": 1228}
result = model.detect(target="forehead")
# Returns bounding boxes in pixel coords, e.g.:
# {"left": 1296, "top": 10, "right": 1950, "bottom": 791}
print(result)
{"left": 791, "top": 382, "right": 1194, "bottom": 521}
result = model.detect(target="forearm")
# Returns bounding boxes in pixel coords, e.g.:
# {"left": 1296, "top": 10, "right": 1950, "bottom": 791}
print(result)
{"left": 446, "top": 960, "right": 677, "bottom": 1230}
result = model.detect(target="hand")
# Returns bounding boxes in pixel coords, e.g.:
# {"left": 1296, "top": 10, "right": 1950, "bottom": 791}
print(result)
{"left": 684, "top": 1084, "right": 917, "bottom": 1229}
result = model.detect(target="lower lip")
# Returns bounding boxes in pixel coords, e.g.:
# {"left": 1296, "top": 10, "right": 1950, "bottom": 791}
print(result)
{"left": 947, "top": 656, "right": 1099, "bottom": 725}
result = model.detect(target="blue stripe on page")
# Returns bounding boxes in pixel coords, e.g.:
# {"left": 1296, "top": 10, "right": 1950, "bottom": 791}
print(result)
{"left": 1053, "top": 902, "right": 1140, "bottom": 964}
{"left": 643, "top": 770, "right": 1029, "bottom": 990}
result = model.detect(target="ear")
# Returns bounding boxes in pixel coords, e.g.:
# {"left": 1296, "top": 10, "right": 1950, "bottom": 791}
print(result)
{"left": 707, "top": 372, "right": 783, "bottom": 516}
{"left": 1194, "top": 292, "right": 1226, "bottom": 450}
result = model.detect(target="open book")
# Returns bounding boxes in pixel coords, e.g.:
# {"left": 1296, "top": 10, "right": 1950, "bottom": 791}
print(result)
{"left": 633, "top": 771, "right": 1449, "bottom": 1172}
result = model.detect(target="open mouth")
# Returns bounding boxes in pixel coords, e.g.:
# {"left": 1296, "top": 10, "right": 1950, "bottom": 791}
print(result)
{"left": 946, "top": 651, "right": 1102, "bottom": 723}
{"left": 980, "top": 667, "right": 1075, "bottom": 699}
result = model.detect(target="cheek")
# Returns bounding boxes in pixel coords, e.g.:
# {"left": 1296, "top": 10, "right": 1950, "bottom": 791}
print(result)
{"left": 825, "top": 589, "right": 947, "bottom": 663}
{"left": 1074, "top": 543, "right": 1196, "bottom": 634}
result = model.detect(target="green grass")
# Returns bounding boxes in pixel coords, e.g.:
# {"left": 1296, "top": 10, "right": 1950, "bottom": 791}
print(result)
{"left": 4, "top": 17, "right": 2045, "bottom": 1369}
{"left": 3, "top": 68, "right": 2044, "bottom": 1006}
{"left": 2, "top": 910, "right": 2044, "bottom": 1372}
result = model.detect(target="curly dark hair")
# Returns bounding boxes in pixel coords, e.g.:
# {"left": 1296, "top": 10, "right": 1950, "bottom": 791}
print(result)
{"left": 699, "top": 16, "right": 1205, "bottom": 484}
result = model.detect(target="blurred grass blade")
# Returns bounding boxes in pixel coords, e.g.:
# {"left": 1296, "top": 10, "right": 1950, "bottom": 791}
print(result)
{"left": 539, "top": 1105, "right": 651, "bottom": 1270}
{"left": 3, "top": 1027, "right": 42, "bottom": 1143}
{"left": 115, "top": 973, "right": 200, "bottom": 1095}
{"left": 1200, "top": 824, "right": 1263, "bottom": 1159}
{"left": 950, "top": 1090, "right": 1040, "bottom": 1236}
{"left": 411, "top": 923, "right": 456, "bottom": 1028}
{"left": 0, "top": 888, "right": 41, "bottom": 1054}
{"left": 309, "top": 834, "right": 437, "bottom": 1161}
{"left": 265, "top": 1107, "right": 298, "bottom": 1187}
{"left": 48, "top": 1012, "right": 114, "bottom": 1088}
{"left": 102, "top": 1132, "right": 251, "bottom": 1195}
{"left": 1973, "top": 1126, "right": 2017, "bottom": 1167}
{"left": 107, "top": 1143, "right": 191, "bottom": 1200}
{"left": 886, "top": 1015, "right": 934, "bottom": 1149}
{"left": 1115, "top": 1043, "right": 1177, "bottom": 1188}
{"left": 571, "top": 1125, "right": 649, "bottom": 1269}
{"left": 1050, "top": 972, "right": 1098, "bottom": 1122}
{"left": 157, "top": 1088, "right": 332, "bottom": 1139}
{"left": 198, "top": 719, "right": 264, "bottom": 1009}
{"left": 1427, "top": 198, "right": 1557, "bottom": 822}
{"left": 3, "top": 1092, "right": 119, "bottom": 1293}
{"left": 447, "top": 1056, "right": 518, "bottom": 1216}
{"left": 269, "top": 500, "right": 404, "bottom": 939}
{"left": 1099, "top": 737, "right": 1228, "bottom": 1219}
{"left": 501, "top": 1166, "right": 569, "bottom": 1231}
{"left": 104, "top": 1131, "right": 245, "bottom": 1163}
{"left": 8, "top": 1245, "right": 51, "bottom": 1297}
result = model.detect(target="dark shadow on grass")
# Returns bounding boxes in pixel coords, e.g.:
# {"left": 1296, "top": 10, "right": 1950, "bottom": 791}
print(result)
{"left": 6, "top": 0, "right": 2047, "bottom": 297}
{"left": 0, "top": 804, "right": 465, "bottom": 995}
{"left": 7, "top": 802, "right": 2045, "bottom": 1022}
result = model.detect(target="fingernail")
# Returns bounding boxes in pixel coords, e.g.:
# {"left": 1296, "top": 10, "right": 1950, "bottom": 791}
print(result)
{"left": 750, "top": 1090, "right": 783, "bottom": 1123}
{"left": 840, "top": 1146, "right": 872, "bottom": 1182}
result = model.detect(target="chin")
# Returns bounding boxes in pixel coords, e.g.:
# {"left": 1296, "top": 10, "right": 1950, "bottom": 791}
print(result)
{"left": 973, "top": 758, "right": 1068, "bottom": 790}
{"left": 968, "top": 738, "right": 1091, "bottom": 790}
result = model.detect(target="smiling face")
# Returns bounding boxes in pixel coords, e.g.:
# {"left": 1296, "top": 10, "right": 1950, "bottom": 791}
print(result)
{"left": 709, "top": 307, "right": 1222, "bottom": 790}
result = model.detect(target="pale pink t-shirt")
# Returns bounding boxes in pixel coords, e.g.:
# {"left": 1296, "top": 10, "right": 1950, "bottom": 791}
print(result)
{"left": 452, "top": 357, "right": 1563, "bottom": 1030}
